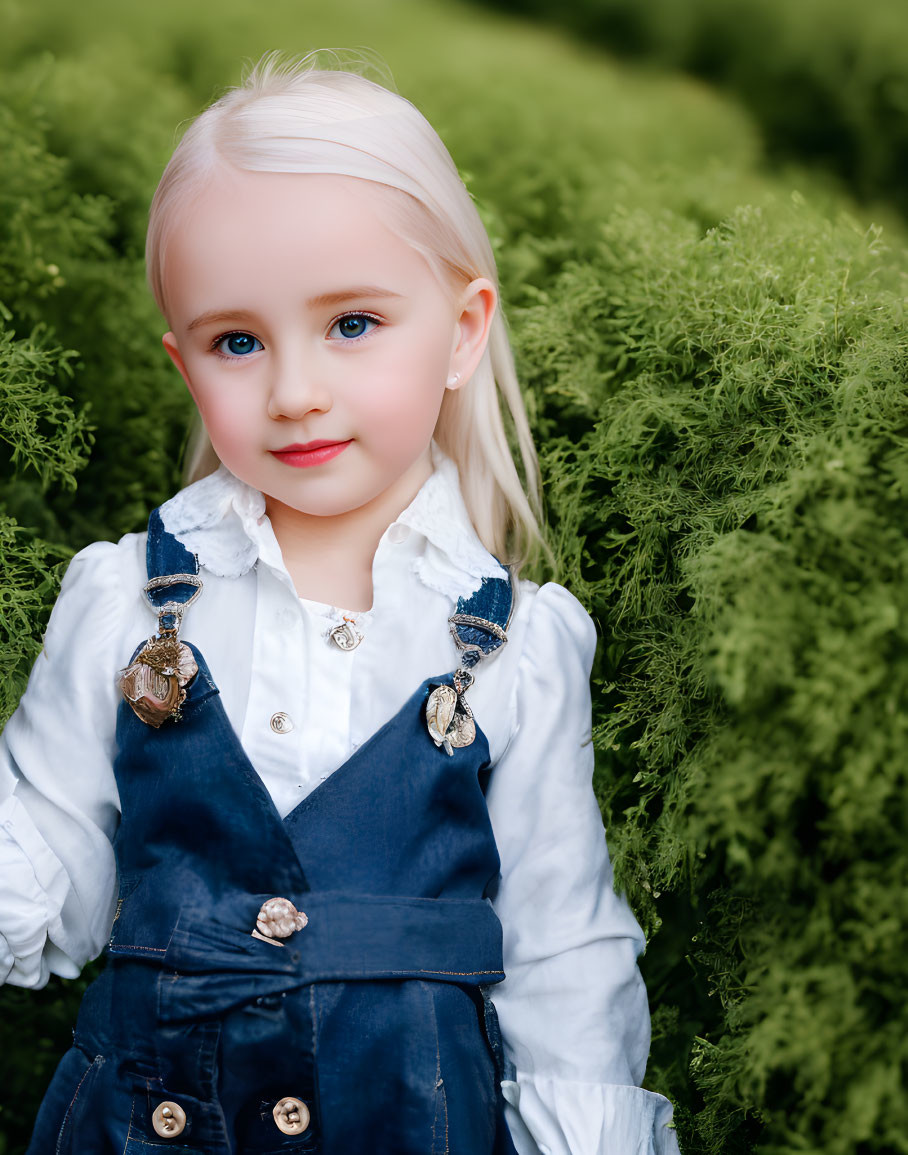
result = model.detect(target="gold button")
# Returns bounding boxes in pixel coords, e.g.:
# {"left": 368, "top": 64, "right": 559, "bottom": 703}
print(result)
{"left": 152, "top": 1101, "right": 187, "bottom": 1138}
{"left": 273, "top": 1096, "right": 310, "bottom": 1135}
{"left": 270, "top": 711, "right": 293, "bottom": 734}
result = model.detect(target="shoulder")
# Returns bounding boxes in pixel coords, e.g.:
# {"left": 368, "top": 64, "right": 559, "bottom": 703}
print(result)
{"left": 55, "top": 532, "right": 146, "bottom": 612}
{"left": 508, "top": 578, "right": 598, "bottom": 674}
{"left": 470, "top": 577, "right": 597, "bottom": 762}
{"left": 42, "top": 532, "right": 147, "bottom": 664}
{"left": 506, "top": 580, "right": 597, "bottom": 743}
{"left": 7, "top": 530, "right": 149, "bottom": 735}
{"left": 59, "top": 532, "right": 146, "bottom": 589}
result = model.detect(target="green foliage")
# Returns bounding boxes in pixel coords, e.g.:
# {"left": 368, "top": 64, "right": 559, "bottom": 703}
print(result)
{"left": 528, "top": 198, "right": 908, "bottom": 1152}
{"left": 0, "top": 319, "right": 86, "bottom": 722}
{"left": 470, "top": 0, "right": 908, "bottom": 218}
{"left": 0, "top": 59, "right": 192, "bottom": 546}
{"left": 0, "top": 517, "right": 69, "bottom": 727}
{"left": 0, "top": 318, "right": 89, "bottom": 491}
{"left": 0, "top": 1, "right": 905, "bottom": 1153}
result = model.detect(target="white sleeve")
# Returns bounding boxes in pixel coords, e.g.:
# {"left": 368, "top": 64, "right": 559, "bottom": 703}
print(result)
{"left": 485, "top": 582, "right": 679, "bottom": 1155}
{"left": 0, "top": 539, "right": 135, "bottom": 988}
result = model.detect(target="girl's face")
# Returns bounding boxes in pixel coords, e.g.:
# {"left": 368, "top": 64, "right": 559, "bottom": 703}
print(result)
{"left": 161, "top": 169, "right": 495, "bottom": 523}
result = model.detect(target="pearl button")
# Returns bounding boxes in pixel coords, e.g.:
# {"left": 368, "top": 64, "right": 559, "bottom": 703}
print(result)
{"left": 273, "top": 1096, "right": 310, "bottom": 1134}
{"left": 270, "top": 712, "right": 293, "bottom": 734}
{"left": 152, "top": 1101, "right": 187, "bottom": 1138}
{"left": 388, "top": 523, "right": 410, "bottom": 544}
{"left": 254, "top": 897, "right": 308, "bottom": 942}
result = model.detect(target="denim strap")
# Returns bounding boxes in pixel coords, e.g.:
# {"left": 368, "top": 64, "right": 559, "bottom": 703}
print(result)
{"left": 449, "top": 568, "right": 513, "bottom": 670}
{"left": 144, "top": 507, "right": 202, "bottom": 633}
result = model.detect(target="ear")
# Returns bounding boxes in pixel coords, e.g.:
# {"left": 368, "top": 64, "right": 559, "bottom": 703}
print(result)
{"left": 446, "top": 278, "right": 498, "bottom": 390}
{"left": 162, "top": 332, "right": 197, "bottom": 402}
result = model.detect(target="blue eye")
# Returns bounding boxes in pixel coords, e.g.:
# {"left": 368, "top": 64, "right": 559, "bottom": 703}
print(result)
{"left": 330, "top": 314, "right": 379, "bottom": 341}
{"left": 215, "top": 332, "right": 263, "bottom": 357}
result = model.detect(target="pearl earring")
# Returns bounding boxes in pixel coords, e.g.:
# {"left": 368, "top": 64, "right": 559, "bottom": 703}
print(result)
{"left": 447, "top": 372, "right": 461, "bottom": 386}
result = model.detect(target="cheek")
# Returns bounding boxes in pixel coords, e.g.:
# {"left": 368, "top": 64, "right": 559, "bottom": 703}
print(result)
{"left": 360, "top": 375, "right": 447, "bottom": 458}
{"left": 355, "top": 332, "right": 451, "bottom": 445}
{"left": 191, "top": 382, "right": 256, "bottom": 459}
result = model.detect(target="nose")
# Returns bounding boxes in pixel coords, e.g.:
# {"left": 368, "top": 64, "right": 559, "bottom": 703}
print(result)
{"left": 266, "top": 349, "right": 332, "bottom": 421}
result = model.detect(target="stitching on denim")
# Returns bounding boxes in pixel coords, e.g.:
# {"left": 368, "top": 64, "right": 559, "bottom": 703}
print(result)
{"left": 56, "top": 1054, "right": 102, "bottom": 1155}
{"left": 309, "top": 985, "right": 318, "bottom": 1063}
{"left": 121, "top": 1095, "right": 137, "bottom": 1155}
{"left": 415, "top": 968, "right": 499, "bottom": 975}
{"left": 432, "top": 1039, "right": 442, "bottom": 1154}
{"left": 442, "top": 1065, "right": 449, "bottom": 1154}
{"left": 110, "top": 959, "right": 499, "bottom": 974}
{"left": 425, "top": 984, "right": 450, "bottom": 1155}
{"left": 198, "top": 1020, "right": 221, "bottom": 1101}
{"left": 381, "top": 968, "right": 501, "bottom": 977}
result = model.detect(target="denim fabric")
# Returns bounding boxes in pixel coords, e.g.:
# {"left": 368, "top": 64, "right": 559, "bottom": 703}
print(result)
{"left": 450, "top": 574, "right": 514, "bottom": 669}
{"left": 28, "top": 512, "right": 518, "bottom": 1155}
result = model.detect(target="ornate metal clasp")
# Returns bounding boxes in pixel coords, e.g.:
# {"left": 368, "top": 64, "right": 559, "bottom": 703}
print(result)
{"left": 119, "top": 573, "right": 203, "bottom": 727}
{"left": 424, "top": 569, "right": 513, "bottom": 756}
{"left": 426, "top": 668, "right": 476, "bottom": 755}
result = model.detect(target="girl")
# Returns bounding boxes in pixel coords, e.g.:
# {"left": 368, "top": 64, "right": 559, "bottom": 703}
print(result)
{"left": 0, "top": 54, "right": 679, "bottom": 1155}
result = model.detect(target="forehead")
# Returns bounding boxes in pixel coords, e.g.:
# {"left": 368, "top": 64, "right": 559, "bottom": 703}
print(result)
{"left": 162, "top": 170, "right": 440, "bottom": 318}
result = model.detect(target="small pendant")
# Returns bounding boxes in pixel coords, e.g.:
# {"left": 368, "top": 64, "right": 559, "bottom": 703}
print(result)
{"left": 425, "top": 670, "right": 476, "bottom": 755}
{"left": 120, "top": 634, "right": 198, "bottom": 728}
{"left": 329, "top": 618, "right": 363, "bottom": 651}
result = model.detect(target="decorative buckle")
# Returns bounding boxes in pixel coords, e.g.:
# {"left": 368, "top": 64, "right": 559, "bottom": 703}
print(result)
{"left": 425, "top": 668, "right": 476, "bottom": 756}
{"left": 143, "top": 574, "right": 203, "bottom": 634}
{"left": 120, "top": 573, "right": 204, "bottom": 727}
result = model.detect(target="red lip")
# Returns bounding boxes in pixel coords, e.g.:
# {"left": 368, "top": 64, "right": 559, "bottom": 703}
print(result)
{"left": 270, "top": 439, "right": 352, "bottom": 468}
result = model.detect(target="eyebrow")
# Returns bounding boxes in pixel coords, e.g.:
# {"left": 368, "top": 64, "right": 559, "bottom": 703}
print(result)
{"left": 186, "top": 287, "right": 405, "bottom": 332}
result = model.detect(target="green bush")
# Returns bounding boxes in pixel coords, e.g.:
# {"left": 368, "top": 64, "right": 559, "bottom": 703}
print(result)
{"left": 0, "top": 1, "right": 905, "bottom": 1152}
{"left": 0, "top": 314, "right": 89, "bottom": 723}
{"left": 471, "top": 0, "right": 908, "bottom": 218}
{"left": 525, "top": 196, "right": 908, "bottom": 1152}
{"left": 0, "top": 60, "right": 193, "bottom": 547}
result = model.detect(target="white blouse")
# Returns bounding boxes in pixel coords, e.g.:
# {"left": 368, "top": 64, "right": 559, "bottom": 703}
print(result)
{"left": 0, "top": 448, "right": 678, "bottom": 1155}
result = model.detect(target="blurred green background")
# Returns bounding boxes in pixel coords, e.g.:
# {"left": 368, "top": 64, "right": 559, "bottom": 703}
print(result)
{"left": 1, "top": 0, "right": 906, "bottom": 1152}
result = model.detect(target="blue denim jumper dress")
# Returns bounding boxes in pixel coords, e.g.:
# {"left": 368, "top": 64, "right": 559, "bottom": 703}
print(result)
{"left": 27, "top": 511, "right": 520, "bottom": 1155}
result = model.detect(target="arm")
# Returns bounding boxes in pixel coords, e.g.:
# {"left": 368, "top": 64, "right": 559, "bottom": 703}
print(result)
{"left": 485, "top": 582, "right": 679, "bottom": 1155}
{"left": 0, "top": 541, "right": 133, "bottom": 987}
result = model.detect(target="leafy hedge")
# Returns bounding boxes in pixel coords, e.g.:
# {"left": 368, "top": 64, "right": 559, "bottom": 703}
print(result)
{"left": 527, "top": 198, "right": 908, "bottom": 1152}
{"left": 470, "top": 0, "right": 908, "bottom": 219}
{"left": 1, "top": 1, "right": 906, "bottom": 1153}
{"left": 0, "top": 57, "right": 194, "bottom": 551}
{"left": 0, "top": 319, "right": 87, "bottom": 720}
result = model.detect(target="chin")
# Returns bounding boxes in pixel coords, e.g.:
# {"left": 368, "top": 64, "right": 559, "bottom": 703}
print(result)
{"left": 268, "top": 489, "right": 378, "bottom": 519}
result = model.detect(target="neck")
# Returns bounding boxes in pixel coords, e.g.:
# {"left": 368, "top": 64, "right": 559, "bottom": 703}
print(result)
{"left": 264, "top": 451, "right": 433, "bottom": 610}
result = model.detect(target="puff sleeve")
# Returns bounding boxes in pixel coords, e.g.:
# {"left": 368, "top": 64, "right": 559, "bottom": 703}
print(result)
{"left": 0, "top": 540, "right": 136, "bottom": 988}
{"left": 484, "top": 582, "right": 679, "bottom": 1155}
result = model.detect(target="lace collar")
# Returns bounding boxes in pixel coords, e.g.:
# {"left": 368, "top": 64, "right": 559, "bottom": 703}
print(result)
{"left": 157, "top": 443, "right": 507, "bottom": 601}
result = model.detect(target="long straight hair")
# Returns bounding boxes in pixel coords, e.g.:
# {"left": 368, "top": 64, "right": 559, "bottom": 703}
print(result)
{"left": 146, "top": 52, "right": 543, "bottom": 568}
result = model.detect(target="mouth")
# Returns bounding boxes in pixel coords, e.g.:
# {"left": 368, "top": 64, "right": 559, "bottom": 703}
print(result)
{"left": 270, "top": 440, "right": 353, "bottom": 468}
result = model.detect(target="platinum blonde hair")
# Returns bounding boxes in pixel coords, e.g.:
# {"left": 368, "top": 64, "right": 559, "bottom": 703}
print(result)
{"left": 146, "top": 51, "right": 543, "bottom": 568}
